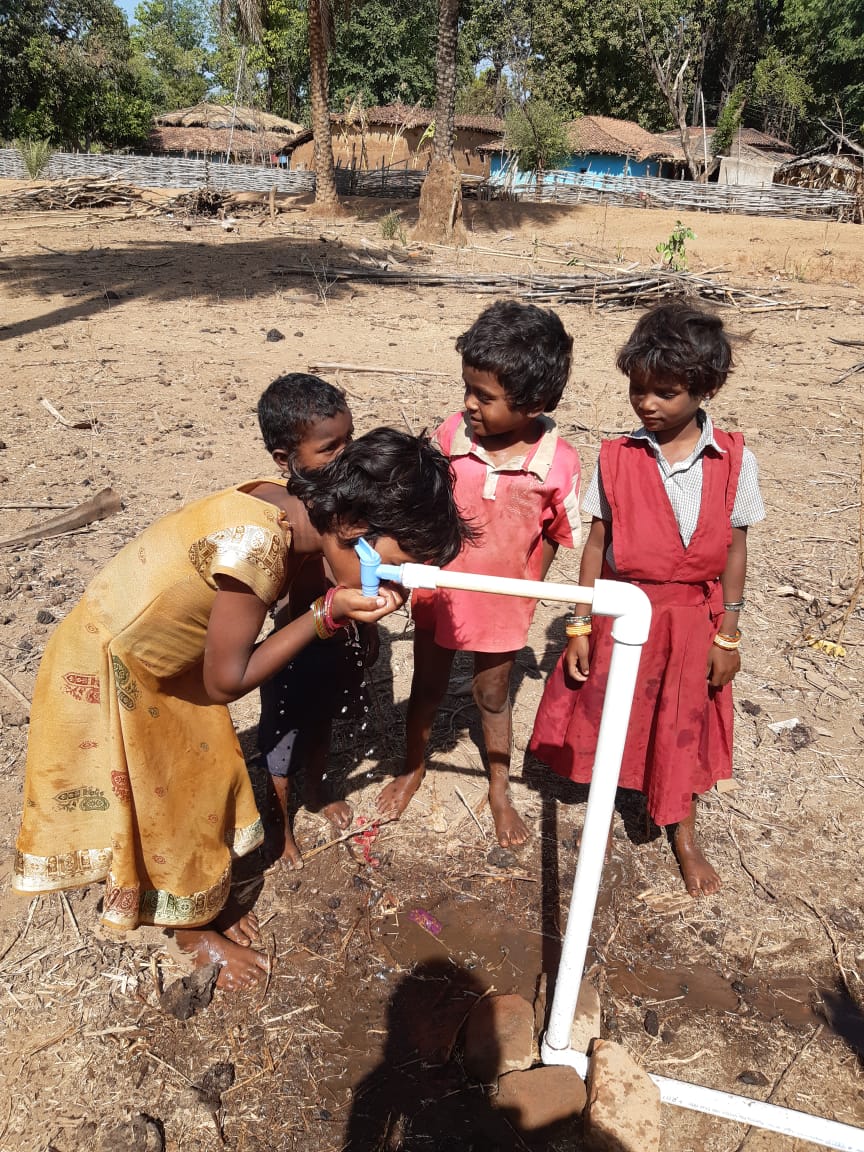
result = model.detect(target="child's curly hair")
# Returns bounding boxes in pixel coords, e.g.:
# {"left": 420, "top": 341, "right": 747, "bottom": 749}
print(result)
{"left": 257, "top": 373, "right": 349, "bottom": 455}
{"left": 456, "top": 300, "right": 573, "bottom": 412}
{"left": 289, "top": 427, "right": 477, "bottom": 567}
{"left": 617, "top": 300, "right": 733, "bottom": 397}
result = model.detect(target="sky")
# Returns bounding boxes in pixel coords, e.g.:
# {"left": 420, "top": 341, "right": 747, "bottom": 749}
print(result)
{"left": 116, "top": 0, "right": 138, "bottom": 21}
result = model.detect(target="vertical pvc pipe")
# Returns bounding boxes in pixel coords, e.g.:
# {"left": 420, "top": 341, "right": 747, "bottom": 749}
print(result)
{"left": 543, "top": 637, "right": 645, "bottom": 1051}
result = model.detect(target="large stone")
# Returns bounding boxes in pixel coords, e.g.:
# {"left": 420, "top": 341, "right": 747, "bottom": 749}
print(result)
{"left": 571, "top": 979, "right": 602, "bottom": 1053}
{"left": 584, "top": 1040, "right": 662, "bottom": 1152}
{"left": 462, "top": 993, "right": 535, "bottom": 1083}
{"left": 494, "top": 1065, "right": 587, "bottom": 1139}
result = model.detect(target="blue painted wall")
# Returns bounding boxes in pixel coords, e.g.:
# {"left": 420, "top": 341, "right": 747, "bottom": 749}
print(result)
{"left": 490, "top": 151, "right": 660, "bottom": 185}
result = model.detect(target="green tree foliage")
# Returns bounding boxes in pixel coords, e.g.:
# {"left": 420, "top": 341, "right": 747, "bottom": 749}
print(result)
{"left": 328, "top": 0, "right": 438, "bottom": 108}
{"left": 711, "top": 81, "right": 746, "bottom": 155}
{"left": 751, "top": 45, "right": 811, "bottom": 141}
{"left": 130, "top": 0, "right": 212, "bottom": 110}
{"left": 779, "top": 0, "right": 864, "bottom": 133}
{"left": 0, "top": 0, "right": 157, "bottom": 148}
{"left": 211, "top": 0, "right": 308, "bottom": 120}
{"left": 503, "top": 98, "right": 570, "bottom": 171}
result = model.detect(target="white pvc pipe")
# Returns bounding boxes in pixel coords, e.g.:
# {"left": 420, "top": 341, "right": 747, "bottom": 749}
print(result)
{"left": 538, "top": 1046, "right": 864, "bottom": 1152}
{"left": 371, "top": 556, "right": 864, "bottom": 1150}
{"left": 543, "top": 634, "right": 644, "bottom": 1050}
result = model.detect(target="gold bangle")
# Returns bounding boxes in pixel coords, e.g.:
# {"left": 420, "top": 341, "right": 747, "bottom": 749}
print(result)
{"left": 311, "top": 598, "right": 336, "bottom": 640}
{"left": 566, "top": 624, "right": 592, "bottom": 638}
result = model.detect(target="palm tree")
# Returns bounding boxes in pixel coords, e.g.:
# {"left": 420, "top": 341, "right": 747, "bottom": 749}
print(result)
{"left": 222, "top": 0, "right": 341, "bottom": 210}
{"left": 308, "top": 0, "right": 341, "bottom": 209}
{"left": 414, "top": 0, "right": 465, "bottom": 243}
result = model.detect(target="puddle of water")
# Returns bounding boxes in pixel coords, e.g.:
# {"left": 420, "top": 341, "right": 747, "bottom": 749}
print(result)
{"left": 606, "top": 961, "right": 830, "bottom": 1031}
{"left": 380, "top": 894, "right": 545, "bottom": 1002}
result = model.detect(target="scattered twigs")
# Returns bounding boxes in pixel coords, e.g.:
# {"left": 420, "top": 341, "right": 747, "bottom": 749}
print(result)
{"left": 732, "top": 1025, "right": 823, "bottom": 1152}
{"left": 0, "top": 486, "right": 121, "bottom": 549}
{"left": 726, "top": 816, "right": 778, "bottom": 900}
{"left": 796, "top": 896, "right": 857, "bottom": 1002}
{"left": 454, "top": 786, "right": 487, "bottom": 840}
{"left": 300, "top": 817, "right": 394, "bottom": 862}
{"left": 0, "top": 671, "right": 31, "bottom": 710}
{"left": 278, "top": 264, "right": 811, "bottom": 312}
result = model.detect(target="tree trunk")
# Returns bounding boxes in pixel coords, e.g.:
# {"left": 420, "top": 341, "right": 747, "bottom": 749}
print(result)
{"left": 308, "top": 0, "right": 342, "bottom": 211}
{"left": 414, "top": 0, "right": 465, "bottom": 244}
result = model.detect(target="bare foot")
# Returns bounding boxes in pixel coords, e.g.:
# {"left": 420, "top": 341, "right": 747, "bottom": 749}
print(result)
{"left": 305, "top": 775, "right": 353, "bottom": 831}
{"left": 672, "top": 825, "right": 722, "bottom": 897}
{"left": 274, "top": 826, "right": 305, "bottom": 870}
{"left": 264, "top": 774, "right": 304, "bottom": 869}
{"left": 489, "top": 790, "right": 530, "bottom": 848}
{"left": 376, "top": 768, "right": 425, "bottom": 820}
{"left": 176, "top": 927, "right": 269, "bottom": 991}
{"left": 214, "top": 909, "right": 261, "bottom": 946}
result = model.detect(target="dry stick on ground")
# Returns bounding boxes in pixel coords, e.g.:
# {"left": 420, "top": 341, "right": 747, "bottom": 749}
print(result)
{"left": 309, "top": 362, "right": 450, "bottom": 377}
{"left": 732, "top": 1025, "right": 824, "bottom": 1152}
{"left": 300, "top": 817, "right": 396, "bottom": 862}
{"left": 0, "top": 487, "right": 121, "bottom": 549}
{"left": 0, "top": 502, "right": 79, "bottom": 510}
{"left": 796, "top": 895, "right": 858, "bottom": 1002}
{"left": 0, "top": 670, "right": 31, "bottom": 710}
{"left": 725, "top": 814, "right": 778, "bottom": 900}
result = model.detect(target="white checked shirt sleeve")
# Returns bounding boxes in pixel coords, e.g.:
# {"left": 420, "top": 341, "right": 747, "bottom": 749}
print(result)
{"left": 731, "top": 448, "right": 766, "bottom": 527}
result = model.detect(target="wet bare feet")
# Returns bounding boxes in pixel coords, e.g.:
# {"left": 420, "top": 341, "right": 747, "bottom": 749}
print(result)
{"left": 376, "top": 768, "right": 425, "bottom": 821}
{"left": 672, "top": 819, "right": 722, "bottom": 898}
{"left": 488, "top": 780, "right": 530, "bottom": 848}
{"left": 305, "top": 774, "right": 353, "bottom": 832}
{"left": 176, "top": 913, "right": 268, "bottom": 990}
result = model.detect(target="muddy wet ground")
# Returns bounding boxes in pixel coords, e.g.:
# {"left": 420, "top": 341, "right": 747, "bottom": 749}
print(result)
{"left": 0, "top": 191, "right": 863, "bottom": 1150}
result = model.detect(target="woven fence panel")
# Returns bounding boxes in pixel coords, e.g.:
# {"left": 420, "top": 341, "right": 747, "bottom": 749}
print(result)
{"left": 489, "top": 169, "right": 858, "bottom": 221}
{"left": 0, "top": 149, "right": 315, "bottom": 193}
{"left": 1, "top": 148, "right": 856, "bottom": 221}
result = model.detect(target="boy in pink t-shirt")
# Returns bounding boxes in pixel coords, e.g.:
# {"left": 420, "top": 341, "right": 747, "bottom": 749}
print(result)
{"left": 377, "top": 300, "right": 581, "bottom": 847}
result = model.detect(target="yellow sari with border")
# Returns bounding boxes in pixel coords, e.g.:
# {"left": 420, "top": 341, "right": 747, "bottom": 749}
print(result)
{"left": 13, "top": 482, "right": 289, "bottom": 930}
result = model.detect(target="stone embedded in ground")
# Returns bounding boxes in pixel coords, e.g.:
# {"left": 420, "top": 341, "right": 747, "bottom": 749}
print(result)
{"left": 584, "top": 1039, "right": 661, "bottom": 1152}
{"left": 463, "top": 993, "right": 535, "bottom": 1083}
{"left": 570, "top": 979, "right": 602, "bottom": 1054}
{"left": 494, "top": 1065, "right": 587, "bottom": 1139}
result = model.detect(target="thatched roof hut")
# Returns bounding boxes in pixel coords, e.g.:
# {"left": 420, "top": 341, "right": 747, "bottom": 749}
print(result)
{"left": 154, "top": 103, "right": 303, "bottom": 135}
{"left": 148, "top": 126, "right": 292, "bottom": 161}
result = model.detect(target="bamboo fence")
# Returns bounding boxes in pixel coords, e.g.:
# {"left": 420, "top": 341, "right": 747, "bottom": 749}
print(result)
{"left": 489, "top": 168, "right": 859, "bottom": 222}
{"left": 0, "top": 148, "right": 858, "bottom": 221}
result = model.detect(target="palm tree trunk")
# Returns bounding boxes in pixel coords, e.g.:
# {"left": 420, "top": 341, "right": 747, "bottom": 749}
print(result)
{"left": 308, "top": 0, "right": 340, "bottom": 208}
{"left": 414, "top": 0, "right": 465, "bottom": 244}
{"left": 431, "top": 0, "right": 459, "bottom": 165}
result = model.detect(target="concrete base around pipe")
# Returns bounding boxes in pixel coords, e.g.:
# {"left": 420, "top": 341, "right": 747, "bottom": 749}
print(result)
{"left": 539, "top": 1042, "right": 864, "bottom": 1152}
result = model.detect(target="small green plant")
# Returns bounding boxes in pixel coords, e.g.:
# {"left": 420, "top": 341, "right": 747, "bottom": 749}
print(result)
{"left": 380, "top": 210, "right": 407, "bottom": 245}
{"left": 16, "top": 137, "right": 52, "bottom": 180}
{"left": 656, "top": 220, "right": 695, "bottom": 271}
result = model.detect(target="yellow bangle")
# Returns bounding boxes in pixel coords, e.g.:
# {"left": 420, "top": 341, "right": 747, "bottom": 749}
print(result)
{"left": 566, "top": 624, "right": 592, "bottom": 638}
{"left": 310, "top": 597, "right": 336, "bottom": 640}
{"left": 713, "top": 629, "right": 741, "bottom": 651}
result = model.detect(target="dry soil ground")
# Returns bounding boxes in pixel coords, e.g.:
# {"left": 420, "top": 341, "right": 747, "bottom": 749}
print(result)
{"left": 0, "top": 189, "right": 863, "bottom": 1152}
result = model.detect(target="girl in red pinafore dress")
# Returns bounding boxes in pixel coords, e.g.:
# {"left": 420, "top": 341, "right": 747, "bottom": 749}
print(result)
{"left": 530, "top": 301, "right": 765, "bottom": 896}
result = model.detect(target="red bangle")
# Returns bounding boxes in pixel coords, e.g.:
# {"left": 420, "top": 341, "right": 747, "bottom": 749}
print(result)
{"left": 323, "top": 585, "right": 349, "bottom": 632}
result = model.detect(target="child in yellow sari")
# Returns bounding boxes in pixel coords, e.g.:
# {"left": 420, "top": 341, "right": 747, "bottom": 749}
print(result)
{"left": 14, "top": 421, "right": 470, "bottom": 990}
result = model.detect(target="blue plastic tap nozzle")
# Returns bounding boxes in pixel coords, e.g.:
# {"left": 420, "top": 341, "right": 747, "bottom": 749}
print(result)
{"left": 355, "top": 537, "right": 382, "bottom": 596}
